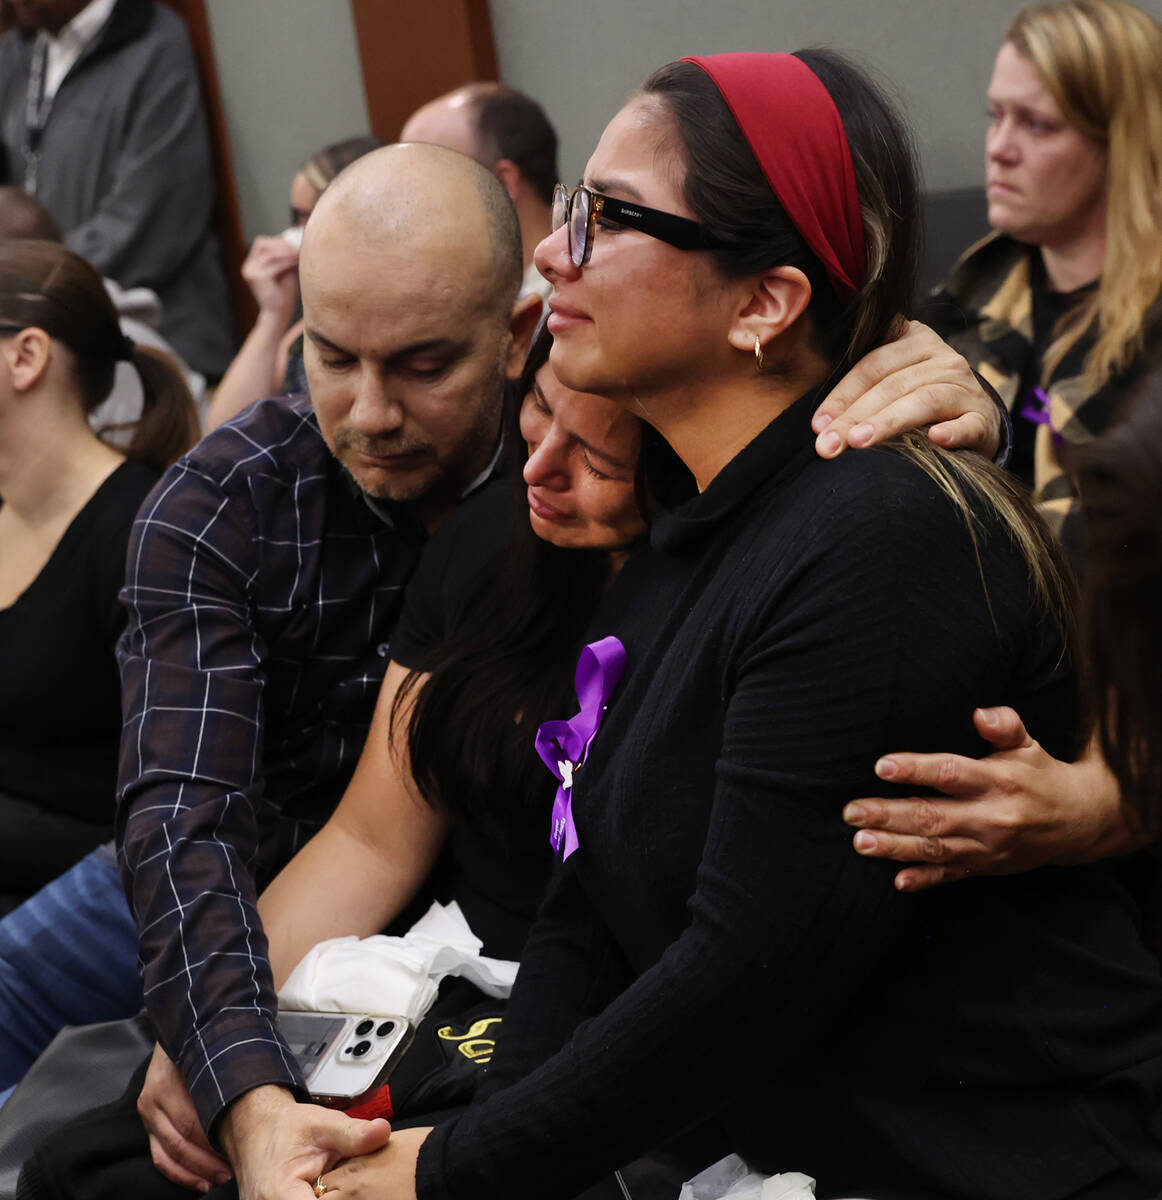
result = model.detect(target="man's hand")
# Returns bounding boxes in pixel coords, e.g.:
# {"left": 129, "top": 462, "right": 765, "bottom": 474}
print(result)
{"left": 220, "top": 1084, "right": 392, "bottom": 1200}
{"left": 813, "top": 320, "right": 1001, "bottom": 459}
{"left": 240, "top": 234, "right": 300, "bottom": 327}
{"left": 319, "top": 1126, "right": 432, "bottom": 1199}
{"left": 843, "top": 707, "right": 1141, "bottom": 891}
{"left": 138, "top": 1042, "right": 232, "bottom": 1193}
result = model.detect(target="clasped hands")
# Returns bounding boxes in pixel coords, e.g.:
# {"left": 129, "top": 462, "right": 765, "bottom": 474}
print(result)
{"left": 138, "top": 1046, "right": 428, "bottom": 1200}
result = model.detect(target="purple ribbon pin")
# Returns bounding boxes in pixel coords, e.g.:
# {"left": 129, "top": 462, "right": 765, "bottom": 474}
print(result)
{"left": 1019, "top": 386, "right": 1064, "bottom": 448}
{"left": 534, "top": 636, "right": 627, "bottom": 860}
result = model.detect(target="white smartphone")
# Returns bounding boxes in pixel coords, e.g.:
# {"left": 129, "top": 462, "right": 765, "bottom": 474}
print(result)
{"left": 277, "top": 1010, "right": 412, "bottom": 1105}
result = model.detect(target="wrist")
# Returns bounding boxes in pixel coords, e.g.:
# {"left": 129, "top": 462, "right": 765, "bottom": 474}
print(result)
{"left": 253, "top": 307, "right": 292, "bottom": 335}
{"left": 219, "top": 1083, "right": 298, "bottom": 1163}
{"left": 1069, "top": 752, "right": 1140, "bottom": 861}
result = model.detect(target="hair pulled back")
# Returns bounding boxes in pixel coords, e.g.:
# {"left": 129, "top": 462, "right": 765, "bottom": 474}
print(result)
{"left": 0, "top": 239, "right": 198, "bottom": 471}
{"left": 639, "top": 49, "right": 920, "bottom": 372}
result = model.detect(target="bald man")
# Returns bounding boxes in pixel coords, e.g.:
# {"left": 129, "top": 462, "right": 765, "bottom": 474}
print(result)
{"left": 117, "top": 142, "right": 540, "bottom": 1168}
{"left": 0, "top": 144, "right": 540, "bottom": 1189}
{"left": 402, "top": 83, "right": 557, "bottom": 301}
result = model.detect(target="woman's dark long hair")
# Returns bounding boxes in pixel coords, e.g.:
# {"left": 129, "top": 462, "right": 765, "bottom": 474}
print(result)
{"left": 640, "top": 49, "right": 921, "bottom": 374}
{"left": 0, "top": 239, "right": 199, "bottom": 471}
{"left": 391, "top": 323, "right": 618, "bottom": 846}
{"left": 1076, "top": 372, "right": 1162, "bottom": 832}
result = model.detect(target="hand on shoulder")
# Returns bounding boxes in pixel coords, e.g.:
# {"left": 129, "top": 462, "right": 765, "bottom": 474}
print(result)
{"left": 843, "top": 707, "right": 1143, "bottom": 891}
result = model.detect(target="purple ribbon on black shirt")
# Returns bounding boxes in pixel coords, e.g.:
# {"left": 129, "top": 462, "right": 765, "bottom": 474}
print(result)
{"left": 534, "top": 636, "right": 627, "bottom": 860}
{"left": 1019, "top": 386, "right": 1064, "bottom": 448}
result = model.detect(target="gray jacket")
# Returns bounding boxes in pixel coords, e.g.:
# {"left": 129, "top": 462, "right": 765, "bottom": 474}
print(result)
{"left": 0, "top": 0, "right": 235, "bottom": 376}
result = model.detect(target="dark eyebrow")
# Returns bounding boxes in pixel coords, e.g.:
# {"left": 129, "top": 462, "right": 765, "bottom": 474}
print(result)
{"left": 304, "top": 327, "right": 354, "bottom": 357}
{"left": 533, "top": 379, "right": 628, "bottom": 470}
{"left": 586, "top": 176, "right": 647, "bottom": 204}
{"left": 576, "top": 435, "right": 627, "bottom": 469}
{"left": 306, "top": 328, "right": 463, "bottom": 364}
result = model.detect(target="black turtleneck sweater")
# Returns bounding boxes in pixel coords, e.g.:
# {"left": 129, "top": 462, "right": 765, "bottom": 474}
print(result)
{"left": 417, "top": 391, "right": 1162, "bottom": 1200}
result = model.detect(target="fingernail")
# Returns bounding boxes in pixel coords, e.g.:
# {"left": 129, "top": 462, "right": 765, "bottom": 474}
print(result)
{"left": 854, "top": 831, "right": 877, "bottom": 852}
{"left": 813, "top": 412, "right": 833, "bottom": 432}
{"left": 843, "top": 803, "right": 867, "bottom": 826}
{"left": 979, "top": 707, "right": 999, "bottom": 726}
{"left": 875, "top": 756, "right": 898, "bottom": 779}
{"left": 850, "top": 422, "right": 874, "bottom": 446}
{"left": 197, "top": 1185, "right": 210, "bottom": 1195}
{"left": 895, "top": 872, "right": 914, "bottom": 891}
{"left": 818, "top": 430, "right": 841, "bottom": 456}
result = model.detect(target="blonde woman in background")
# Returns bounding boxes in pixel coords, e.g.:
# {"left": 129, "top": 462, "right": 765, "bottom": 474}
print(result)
{"left": 928, "top": 0, "right": 1162, "bottom": 568}
{"left": 847, "top": 0, "right": 1162, "bottom": 909}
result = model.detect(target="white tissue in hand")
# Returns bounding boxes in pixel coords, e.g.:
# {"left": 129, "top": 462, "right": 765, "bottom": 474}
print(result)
{"left": 679, "top": 1156, "right": 815, "bottom": 1200}
{"left": 278, "top": 900, "right": 519, "bottom": 1023}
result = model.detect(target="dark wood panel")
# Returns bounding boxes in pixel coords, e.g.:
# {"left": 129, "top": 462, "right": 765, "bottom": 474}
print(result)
{"left": 158, "top": 0, "right": 255, "bottom": 339}
{"left": 349, "top": 0, "right": 498, "bottom": 141}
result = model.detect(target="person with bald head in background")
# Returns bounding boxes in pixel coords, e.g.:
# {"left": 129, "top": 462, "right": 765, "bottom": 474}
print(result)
{"left": 402, "top": 83, "right": 558, "bottom": 301}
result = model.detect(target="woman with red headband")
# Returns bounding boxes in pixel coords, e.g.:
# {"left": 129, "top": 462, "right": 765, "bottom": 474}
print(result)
{"left": 319, "top": 51, "right": 1162, "bottom": 1200}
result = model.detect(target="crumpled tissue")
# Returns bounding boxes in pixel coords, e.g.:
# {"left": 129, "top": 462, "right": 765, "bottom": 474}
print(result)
{"left": 278, "top": 899, "right": 518, "bottom": 1023}
{"left": 679, "top": 1155, "right": 816, "bottom": 1200}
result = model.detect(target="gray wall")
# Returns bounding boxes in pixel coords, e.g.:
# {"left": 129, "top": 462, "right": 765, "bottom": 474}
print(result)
{"left": 205, "top": 0, "right": 370, "bottom": 241}
{"left": 203, "top": 0, "right": 1162, "bottom": 239}
{"left": 490, "top": 0, "right": 1162, "bottom": 192}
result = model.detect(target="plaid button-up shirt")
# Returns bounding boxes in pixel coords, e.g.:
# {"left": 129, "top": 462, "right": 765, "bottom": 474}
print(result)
{"left": 115, "top": 395, "right": 425, "bottom": 1132}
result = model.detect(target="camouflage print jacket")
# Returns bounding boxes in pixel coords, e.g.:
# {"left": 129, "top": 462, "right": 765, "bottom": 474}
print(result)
{"left": 926, "top": 232, "right": 1156, "bottom": 569}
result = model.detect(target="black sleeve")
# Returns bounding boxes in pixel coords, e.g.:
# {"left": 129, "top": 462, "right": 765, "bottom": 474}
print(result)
{"left": 974, "top": 369, "right": 1013, "bottom": 469}
{"left": 476, "top": 864, "right": 631, "bottom": 1101}
{"left": 390, "top": 481, "right": 513, "bottom": 669}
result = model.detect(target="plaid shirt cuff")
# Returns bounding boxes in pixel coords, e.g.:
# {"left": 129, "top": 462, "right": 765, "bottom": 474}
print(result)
{"left": 181, "top": 1009, "right": 310, "bottom": 1142}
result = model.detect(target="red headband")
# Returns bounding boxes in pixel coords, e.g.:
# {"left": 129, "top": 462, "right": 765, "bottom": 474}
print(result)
{"left": 680, "top": 52, "right": 866, "bottom": 301}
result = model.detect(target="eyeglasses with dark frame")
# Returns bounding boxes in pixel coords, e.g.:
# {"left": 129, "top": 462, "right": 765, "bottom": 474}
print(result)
{"left": 552, "top": 182, "right": 729, "bottom": 268}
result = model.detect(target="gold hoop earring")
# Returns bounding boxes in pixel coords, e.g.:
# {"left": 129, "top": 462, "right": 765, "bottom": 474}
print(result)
{"left": 754, "top": 335, "right": 765, "bottom": 373}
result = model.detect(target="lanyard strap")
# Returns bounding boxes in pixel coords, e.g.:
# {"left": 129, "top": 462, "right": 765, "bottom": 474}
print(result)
{"left": 22, "top": 37, "right": 50, "bottom": 195}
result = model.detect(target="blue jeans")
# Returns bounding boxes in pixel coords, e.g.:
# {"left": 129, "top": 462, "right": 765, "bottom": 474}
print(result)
{"left": 0, "top": 843, "right": 142, "bottom": 1090}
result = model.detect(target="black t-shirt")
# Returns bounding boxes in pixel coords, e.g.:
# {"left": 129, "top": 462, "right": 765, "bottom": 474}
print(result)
{"left": 1009, "top": 254, "right": 1098, "bottom": 489}
{"left": 0, "top": 459, "right": 157, "bottom": 820}
{"left": 390, "top": 481, "right": 552, "bottom": 962}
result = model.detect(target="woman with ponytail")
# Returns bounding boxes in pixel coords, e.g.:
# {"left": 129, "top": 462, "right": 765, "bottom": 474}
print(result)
{"left": 0, "top": 239, "right": 198, "bottom": 910}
